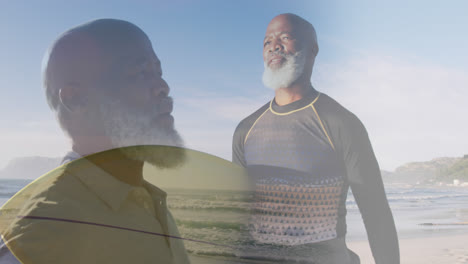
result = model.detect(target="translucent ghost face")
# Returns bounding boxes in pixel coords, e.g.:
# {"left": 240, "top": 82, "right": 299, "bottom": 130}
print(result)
{"left": 99, "top": 97, "right": 186, "bottom": 168}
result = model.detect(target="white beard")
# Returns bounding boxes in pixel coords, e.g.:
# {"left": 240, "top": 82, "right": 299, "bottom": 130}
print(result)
{"left": 99, "top": 98, "right": 186, "bottom": 168}
{"left": 262, "top": 50, "right": 306, "bottom": 90}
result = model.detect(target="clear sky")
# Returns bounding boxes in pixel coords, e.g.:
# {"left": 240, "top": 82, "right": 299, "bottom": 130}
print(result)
{"left": 1, "top": 0, "right": 467, "bottom": 170}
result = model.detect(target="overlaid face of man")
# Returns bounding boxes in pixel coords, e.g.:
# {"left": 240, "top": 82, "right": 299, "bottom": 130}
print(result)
{"left": 93, "top": 32, "right": 185, "bottom": 168}
{"left": 0, "top": 19, "right": 191, "bottom": 264}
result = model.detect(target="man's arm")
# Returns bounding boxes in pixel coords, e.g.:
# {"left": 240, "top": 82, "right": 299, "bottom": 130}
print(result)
{"left": 232, "top": 123, "right": 247, "bottom": 167}
{"left": 343, "top": 118, "right": 399, "bottom": 264}
{"left": 232, "top": 102, "right": 270, "bottom": 167}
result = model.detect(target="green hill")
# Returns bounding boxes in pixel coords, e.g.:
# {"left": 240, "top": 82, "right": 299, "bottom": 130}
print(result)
{"left": 437, "top": 156, "right": 468, "bottom": 182}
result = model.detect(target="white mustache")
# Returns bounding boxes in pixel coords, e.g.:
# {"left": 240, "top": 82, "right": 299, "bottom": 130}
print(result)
{"left": 266, "top": 51, "right": 288, "bottom": 61}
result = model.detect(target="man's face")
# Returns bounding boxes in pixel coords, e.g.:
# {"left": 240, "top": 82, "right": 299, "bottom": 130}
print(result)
{"left": 262, "top": 16, "right": 307, "bottom": 90}
{"left": 263, "top": 16, "right": 303, "bottom": 70}
{"left": 91, "top": 33, "right": 185, "bottom": 167}
{"left": 103, "top": 34, "right": 174, "bottom": 131}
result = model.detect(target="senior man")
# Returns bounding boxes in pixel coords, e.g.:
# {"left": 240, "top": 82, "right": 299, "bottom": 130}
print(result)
{"left": 233, "top": 14, "right": 399, "bottom": 263}
{"left": 0, "top": 19, "right": 189, "bottom": 263}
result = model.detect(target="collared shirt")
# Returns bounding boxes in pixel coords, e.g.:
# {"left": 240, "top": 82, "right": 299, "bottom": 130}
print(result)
{"left": 0, "top": 151, "right": 189, "bottom": 264}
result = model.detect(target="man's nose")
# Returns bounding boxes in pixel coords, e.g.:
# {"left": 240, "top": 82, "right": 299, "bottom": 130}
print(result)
{"left": 153, "top": 78, "right": 170, "bottom": 98}
{"left": 269, "top": 40, "right": 283, "bottom": 53}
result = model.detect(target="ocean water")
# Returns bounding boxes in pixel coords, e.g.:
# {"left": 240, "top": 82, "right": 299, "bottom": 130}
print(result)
{"left": 2, "top": 179, "right": 468, "bottom": 262}
{"left": 0, "top": 179, "right": 31, "bottom": 206}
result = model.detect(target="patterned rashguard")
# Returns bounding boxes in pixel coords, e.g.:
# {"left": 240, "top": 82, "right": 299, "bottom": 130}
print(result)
{"left": 239, "top": 89, "right": 346, "bottom": 245}
{"left": 233, "top": 87, "right": 395, "bottom": 260}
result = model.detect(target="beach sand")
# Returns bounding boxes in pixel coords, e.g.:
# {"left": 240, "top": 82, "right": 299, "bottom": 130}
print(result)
{"left": 348, "top": 233, "right": 468, "bottom": 264}
{"left": 190, "top": 233, "right": 468, "bottom": 263}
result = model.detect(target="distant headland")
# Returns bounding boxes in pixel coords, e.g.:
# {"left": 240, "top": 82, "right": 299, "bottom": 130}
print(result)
{"left": 1, "top": 154, "right": 468, "bottom": 187}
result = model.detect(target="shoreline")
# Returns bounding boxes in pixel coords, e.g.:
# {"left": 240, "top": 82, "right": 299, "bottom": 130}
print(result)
{"left": 189, "top": 231, "right": 468, "bottom": 264}
{"left": 348, "top": 232, "right": 468, "bottom": 264}
{"left": 3, "top": 179, "right": 468, "bottom": 263}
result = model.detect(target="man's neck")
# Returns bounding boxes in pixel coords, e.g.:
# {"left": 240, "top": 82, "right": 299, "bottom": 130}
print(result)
{"left": 73, "top": 144, "right": 144, "bottom": 187}
{"left": 274, "top": 82, "right": 313, "bottom": 106}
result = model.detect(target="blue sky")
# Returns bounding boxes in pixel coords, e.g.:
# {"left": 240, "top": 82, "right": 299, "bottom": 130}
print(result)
{"left": 1, "top": 0, "right": 467, "bottom": 170}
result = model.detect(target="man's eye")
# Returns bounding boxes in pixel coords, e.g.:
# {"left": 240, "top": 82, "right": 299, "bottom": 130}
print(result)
{"left": 264, "top": 41, "right": 271, "bottom": 47}
{"left": 283, "top": 36, "right": 289, "bottom": 40}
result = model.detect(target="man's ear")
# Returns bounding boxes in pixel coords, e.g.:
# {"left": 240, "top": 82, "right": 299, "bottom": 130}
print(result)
{"left": 58, "top": 84, "right": 88, "bottom": 113}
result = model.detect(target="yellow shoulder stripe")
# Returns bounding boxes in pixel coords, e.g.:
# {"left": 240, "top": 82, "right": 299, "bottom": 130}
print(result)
{"left": 244, "top": 107, "right": 270, "bottom": 144}
{"left": 310, "top": 104, "right": 335, "bottom": 150}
